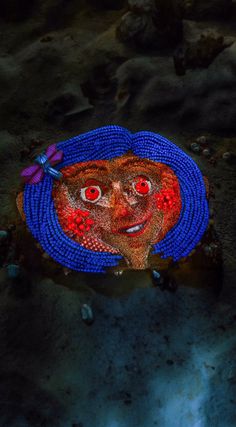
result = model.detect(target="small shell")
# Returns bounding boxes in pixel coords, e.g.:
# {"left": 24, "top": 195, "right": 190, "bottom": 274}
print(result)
{"left": 190, "top": 142, "right": 200, "bottom": 153}
{"left": 196, "top": 135, "right": 207, "bottom": 145}
{"left": 202, "top": 148, "right": 210, "bottom": 157}
{"left": 222, "top": 152, "right": 231, "bottom": 161}
{"left": 151, "top": 270, "right": 162, "bottom": 286}
{"left": 80, "top": 304, "right": 94, "bottom": 325}
{"left": 114, "top": 270, "right": 124, "bottom": 276}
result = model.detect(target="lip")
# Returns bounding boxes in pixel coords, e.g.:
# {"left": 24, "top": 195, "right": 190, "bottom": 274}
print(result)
{"left": 112, "top": 215, "right": 152, "bottom": 237}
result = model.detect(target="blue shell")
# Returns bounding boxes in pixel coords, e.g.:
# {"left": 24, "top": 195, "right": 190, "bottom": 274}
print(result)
{"left": 23, "top": 125, "right": 209, "bottom": 273}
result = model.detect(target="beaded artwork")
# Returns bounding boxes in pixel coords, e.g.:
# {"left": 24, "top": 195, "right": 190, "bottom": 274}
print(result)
{"left": 20, "top": 126, "right": 209, "bottom": 273}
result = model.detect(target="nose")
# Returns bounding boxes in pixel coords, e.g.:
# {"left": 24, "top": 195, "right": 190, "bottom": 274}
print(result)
{"left": 114, "top": 203, "right": 131, "bottom": 219}
{"left": 110, "top": 186, "right": 134, "bottom": 220}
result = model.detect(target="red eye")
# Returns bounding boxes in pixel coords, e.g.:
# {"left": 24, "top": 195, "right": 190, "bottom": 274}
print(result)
{"left": 133, "top": 176, "right": 151, "bottom": 195}
{"left": 81, "top": 185, "right": 102, "bottom": 203}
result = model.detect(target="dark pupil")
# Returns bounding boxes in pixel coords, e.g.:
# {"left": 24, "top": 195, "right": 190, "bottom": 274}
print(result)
{"left": 90, "top": 189, "right": 96, "bottom": 193}
{"left": 141, "top": 182, "right": 146, "bottom": 186}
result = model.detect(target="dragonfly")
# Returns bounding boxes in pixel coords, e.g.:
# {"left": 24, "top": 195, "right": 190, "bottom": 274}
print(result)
{"left": 21, "top": 144, "right": 63, "bottom": 184}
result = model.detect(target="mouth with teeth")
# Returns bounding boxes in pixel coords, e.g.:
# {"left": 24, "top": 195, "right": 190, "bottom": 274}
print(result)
{"left": 113, "top": 216, "right": 151, "bottom": 237}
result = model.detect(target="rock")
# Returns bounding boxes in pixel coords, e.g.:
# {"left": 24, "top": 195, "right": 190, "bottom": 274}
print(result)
{"left": 115, "top": 57, "right": 163, "bottom": 109}
{"left": 81, "top": 61, "right": 119, "bottom": 104}
{"left": 115, "top": 54, "right": 188, "bottom": 115}
{"left": 181, "top": 0, "right": 233, "bottom": 20}
{"left": 181, "top": 21, "right": 233, "bottom": 69}
{"left": 47, "top": 85, "right": 93, "bottom": 123}
{"left": 185, "top": 31, "right": 232, "bottom": 69}
{"left": 144, "top": 74, "right": 185, "bottom": 110}
{"left": 115, "top": 42, "right": 236, "bottom": 132}
{"left": 80, "top": 304, "right": 94, "bottom": 325}
{"left": 116, "top": 0, "right": 182, "bottom": 48}
{"left": 116, "top": 11, "right": 154, "bottom": 47}
{"left": 128, "top": 0, "right": 155, "bottom": 13}
{"left": 181, "top": 21, "right": 234, "bottom": 69}
{"left": 0, "top": 41, "right": 68, "bottom": 129}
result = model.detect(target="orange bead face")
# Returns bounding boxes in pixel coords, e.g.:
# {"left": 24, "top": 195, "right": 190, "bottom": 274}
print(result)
{"left": 52, "top": 154, "right": 182, "bottom": 269}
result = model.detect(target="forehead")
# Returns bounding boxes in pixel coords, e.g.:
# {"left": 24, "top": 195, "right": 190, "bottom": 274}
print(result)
{"left": 62, "top": 153, "right": 170, "bottom": 181}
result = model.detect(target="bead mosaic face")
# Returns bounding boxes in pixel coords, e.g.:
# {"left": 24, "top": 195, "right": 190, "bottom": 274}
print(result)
{"left": 20, "top": 126, "right": 209, "bottom": 273}
{"left": 52, "top": 154, "right": 182, "bottom": 269}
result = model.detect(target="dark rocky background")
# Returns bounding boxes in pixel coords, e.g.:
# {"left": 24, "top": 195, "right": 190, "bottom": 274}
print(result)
{"left": 0, "top": 1, "right": 236, "bottom": 426}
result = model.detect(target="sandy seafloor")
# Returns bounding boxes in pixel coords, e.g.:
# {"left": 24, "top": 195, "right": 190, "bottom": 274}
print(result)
{"left": 0, "top": 1, "right": 236, "bottom": 426}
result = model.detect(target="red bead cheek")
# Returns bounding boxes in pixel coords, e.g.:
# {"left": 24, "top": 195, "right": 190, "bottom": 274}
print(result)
{"left": 57, "top": 206, "right": 96, "bottom": 238}
{"left": 155, "top": 188, "right": 181, "bottom": 212}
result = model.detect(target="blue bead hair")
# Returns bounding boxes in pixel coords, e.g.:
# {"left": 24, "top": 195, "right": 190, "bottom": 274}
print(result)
{"left": 23, "top": 125, "right": 209, "bottom": 273}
